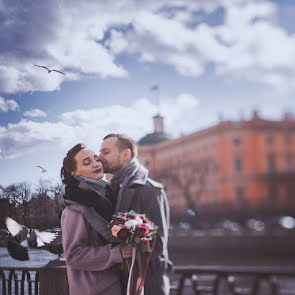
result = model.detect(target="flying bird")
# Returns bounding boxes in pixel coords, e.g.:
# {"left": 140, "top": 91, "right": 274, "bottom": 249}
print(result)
{"left": 5, "top": 217, "right": 58, "bottom": 261}
{"left": 36, "top": 165, "right": 47, "bottom": 173}
{"left": 34, "top": 64, "right": 65, "bottom": 75}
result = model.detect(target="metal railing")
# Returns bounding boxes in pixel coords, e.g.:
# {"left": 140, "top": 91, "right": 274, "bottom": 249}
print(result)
{"left": 170, "top": 266, "right": 295, "bottom": 295}
{"left": 0, "top": 267, "right": 39, "bottom": 295}
{"left": 1, "top": 264, "right": 295, "bottom": 295}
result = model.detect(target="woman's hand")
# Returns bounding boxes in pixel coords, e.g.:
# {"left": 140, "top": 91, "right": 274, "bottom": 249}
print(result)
{"left": 121, "top": 243, "right": 133, "bottom": 258}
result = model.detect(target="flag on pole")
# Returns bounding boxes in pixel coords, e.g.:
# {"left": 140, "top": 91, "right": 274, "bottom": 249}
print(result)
{"left": 150, "top": 85, "right": 158, "bottom": 91}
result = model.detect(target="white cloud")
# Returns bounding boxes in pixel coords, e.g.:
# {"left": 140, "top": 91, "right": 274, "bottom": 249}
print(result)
{"left": 168, "top": 54, "right": 204, "bottom": 76}
{"left": 0, "top": 63, "right": 67, "bottom": 94}
{"left": 0, "top": 1, "right": 130, "bottom": 94}
{"left": 107, "top": 0, "right": 295, "bottom": 91}
{"left": 23, "top": 109, "right": 47, "bottom": 118}
{"left": 0, "top": 93, "right": 200, "bottom": 159}
{"left": 212, "top": 1, "right": 295, "bottom": 90}
{"left": 0, "top": 97, "right": 19, "bottom": 112}
{"left": 177, "top": 93, "right": 199, "bottom": 108}
{"left": 106, "top": 30, "right": 129, "bottom": 55}
{"left": 1, "top": 0, "right": 295, "bottom": 93}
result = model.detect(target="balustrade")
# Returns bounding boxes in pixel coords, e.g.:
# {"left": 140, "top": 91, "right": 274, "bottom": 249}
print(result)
{"left": 1, "top": 264, "right": 295, "bottom": 295}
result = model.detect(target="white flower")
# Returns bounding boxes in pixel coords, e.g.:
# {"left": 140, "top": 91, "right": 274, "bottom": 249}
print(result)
{"left": 124, "top": 220, "right": 139, "bottom": 231}
{"left": 135, "top": 217, "right": 143, "bottom": 225}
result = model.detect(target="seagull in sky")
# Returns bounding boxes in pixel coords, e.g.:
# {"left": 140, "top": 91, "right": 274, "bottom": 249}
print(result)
{"left": 36, "top": 165, "right": 47, "bottom": 173}
{"left": 34, "top": 64, "right": 65, "bottom": 75}
{"left": 6, "top": 217, "right": 58, "bottom": 261}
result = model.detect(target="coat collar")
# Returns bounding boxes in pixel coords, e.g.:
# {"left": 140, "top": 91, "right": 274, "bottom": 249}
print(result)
{"left": 116, "top": 159, "right": 149, "bottom": 212}
{"left": 128, "top": 162, "right": 149, "bottom": 186}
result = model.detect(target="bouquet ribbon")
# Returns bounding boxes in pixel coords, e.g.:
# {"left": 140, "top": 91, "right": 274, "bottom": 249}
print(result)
{"left": 126, "top": 238, "right": 156, "bottom": 295}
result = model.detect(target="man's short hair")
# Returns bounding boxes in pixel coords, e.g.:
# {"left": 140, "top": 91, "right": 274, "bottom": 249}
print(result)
{"left": 103, "top": 133, "right": 138, "bottom": 158}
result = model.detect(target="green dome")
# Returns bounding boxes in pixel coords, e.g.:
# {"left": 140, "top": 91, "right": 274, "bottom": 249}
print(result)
{"left": 137, "top": 132, "right": 170, "bottom": 146}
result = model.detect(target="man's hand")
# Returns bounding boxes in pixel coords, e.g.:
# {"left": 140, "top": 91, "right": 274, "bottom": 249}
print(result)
{"left": 121, "top": 243, "right": 133, "bottom": 258}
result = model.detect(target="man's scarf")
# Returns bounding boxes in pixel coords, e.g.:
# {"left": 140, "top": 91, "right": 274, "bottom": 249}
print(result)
{"left": 110, "top": 158, "right": 140, "bottom": 190}
{"left": 110, "top": 158, "right": 144, "bottom": 212}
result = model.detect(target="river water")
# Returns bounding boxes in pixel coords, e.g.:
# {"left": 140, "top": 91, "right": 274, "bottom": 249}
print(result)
{"left": 0, "top": 247, "right": 59, "bottom": 268}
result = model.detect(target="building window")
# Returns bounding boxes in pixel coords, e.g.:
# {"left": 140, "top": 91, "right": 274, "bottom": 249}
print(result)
{"left": 269, "top": 183, "right": 278, "bottom": 201}
{"left": 233, "top": 137, "right": 241, "bottom": 146}
{"left": 287, "top": 183, "right": 295, "bottom": 203}
{"left": 267, "top": 153, "right": 276, "bottom": 172}
{"left": 286, "top": 154, "right": 292, "bottom": 172}
{"left": 285, "top": 133, "right": 291, "bottom": 145}
{"left": 236, "top": 187, "right": 245, "bottom": 204}
{"left": 234, "top": 157, "right": 243, "bottom": 172}
{"left": 214, "top": 164, "right": 219, "bottom": 173}
{"left": 266, "top": 134, "right": 274, "bottom": 144}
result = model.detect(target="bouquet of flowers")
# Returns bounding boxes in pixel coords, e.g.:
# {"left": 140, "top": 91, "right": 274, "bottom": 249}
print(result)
{"left": 109, "top": 210, "right": 157, "bottom": 295}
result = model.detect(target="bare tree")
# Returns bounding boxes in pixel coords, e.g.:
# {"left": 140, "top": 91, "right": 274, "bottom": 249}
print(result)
{"left": 1, "top": 179, "right": 63, "bottom": 228}
{"left": 2, "top": 182, "right": 32, "bottom": 225}
{"left": 29, "top": 179, "right": 62, "bottom": 228}
{"left": 153, "top": 157, "right": 217, "bottom": 223}
{"left": 48, "top": 181, "right": 64, "bottom": 215}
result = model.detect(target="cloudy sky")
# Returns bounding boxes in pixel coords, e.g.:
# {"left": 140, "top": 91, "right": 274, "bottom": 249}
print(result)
{"left": 1, "top": 0, "right": 295, "bottom": 187}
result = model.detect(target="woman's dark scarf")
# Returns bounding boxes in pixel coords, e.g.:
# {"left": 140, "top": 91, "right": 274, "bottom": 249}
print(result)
{"left": 64, "top": 176, "right": 114, "bottom": 221}
{"left": 59, "top": 175, "right": 116, "bottom": 244}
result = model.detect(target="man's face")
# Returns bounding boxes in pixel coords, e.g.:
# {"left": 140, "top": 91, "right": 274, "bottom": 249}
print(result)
{"left": 99, "top": 137, "right": 125, "bottom": 174}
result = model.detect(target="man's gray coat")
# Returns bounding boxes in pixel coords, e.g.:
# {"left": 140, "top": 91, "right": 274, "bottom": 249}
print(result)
{"left": 116, "top": 159, "right": 172, "bottom": 295}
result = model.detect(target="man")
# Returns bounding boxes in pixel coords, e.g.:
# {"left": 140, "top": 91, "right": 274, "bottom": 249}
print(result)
{"left": 99, "top": 133, "right": 172, "bottom": 295}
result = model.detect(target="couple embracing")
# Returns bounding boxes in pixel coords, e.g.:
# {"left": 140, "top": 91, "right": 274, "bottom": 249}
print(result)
{"left": 60, "top": 134, "right": 173, "bottom": 295}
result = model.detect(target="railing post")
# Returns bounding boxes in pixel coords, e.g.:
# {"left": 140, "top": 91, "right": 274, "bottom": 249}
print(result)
{"left": 39, "top": 260, "right": 69, "bottom": 295}
{"left": 0, "top": 270, "right": 7, "bottom": 295}
{"left": 177, "top": 273, "right": 186, "bottom": 295}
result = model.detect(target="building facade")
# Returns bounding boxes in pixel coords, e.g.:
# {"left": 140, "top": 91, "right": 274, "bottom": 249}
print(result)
{"left": 138, "top": 111, "right": 295, "bottom": 218}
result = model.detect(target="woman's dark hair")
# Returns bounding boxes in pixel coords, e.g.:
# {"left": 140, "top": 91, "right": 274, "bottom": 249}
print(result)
{"left": 60, "top": 143, "right": 86, "bottom": 184}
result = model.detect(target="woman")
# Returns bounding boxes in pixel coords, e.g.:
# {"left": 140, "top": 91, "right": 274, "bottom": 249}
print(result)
{"left": 60, "top": 143, "right": 132, "bottom": 295}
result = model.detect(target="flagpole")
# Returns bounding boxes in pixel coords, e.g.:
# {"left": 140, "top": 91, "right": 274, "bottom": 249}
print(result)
{"left": 156, "top": 87, "right": 160, "bottom": 114}
{"left": 150, "top": 85, "right": 160, "bottom": 114}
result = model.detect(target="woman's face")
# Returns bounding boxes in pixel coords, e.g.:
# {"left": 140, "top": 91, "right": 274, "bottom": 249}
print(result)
{"left": 73, "top": 148, "right": 104, "bottom": 179}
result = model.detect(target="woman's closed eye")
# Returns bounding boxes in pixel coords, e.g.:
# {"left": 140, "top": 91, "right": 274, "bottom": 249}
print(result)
{"left": 83, "top": 159, "right": 91, "bottom": 165}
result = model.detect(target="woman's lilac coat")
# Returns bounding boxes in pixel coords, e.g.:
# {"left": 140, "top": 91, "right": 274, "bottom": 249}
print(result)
{"left": 61, "top": 207, "right": 123, "bottom": 295}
